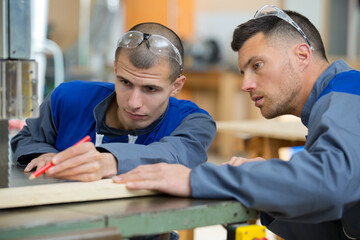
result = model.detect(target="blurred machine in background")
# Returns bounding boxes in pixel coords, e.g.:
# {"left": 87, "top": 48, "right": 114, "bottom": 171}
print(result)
{"left": 43, "top": 0, "right": 121, "bottom": 95}
{"left": 0, "top": 0, "right": 39, "bottom": 188}
{"left": 31, "top": 0, "right": 64, "bottom": 103}
{"left": 183, "top": 38, "right": 221, "bottom": 70}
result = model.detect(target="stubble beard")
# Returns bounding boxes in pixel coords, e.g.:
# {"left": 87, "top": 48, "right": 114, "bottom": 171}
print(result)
{"left": 260, "top": 63, "right": 302, "bottom": 119}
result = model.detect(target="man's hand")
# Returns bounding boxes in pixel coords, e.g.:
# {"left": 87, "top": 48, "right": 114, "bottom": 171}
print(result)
{"left": 222, "top": 156, "right": 265, "bottom": 167}
{"left": 45, "top": 142, "right": 117, "bottom": 181}
{"left": 112, "top": 163, "right": 192, "bottom": 197}
{"left": 24, "top": 153, "right": 57, "bottom": 172}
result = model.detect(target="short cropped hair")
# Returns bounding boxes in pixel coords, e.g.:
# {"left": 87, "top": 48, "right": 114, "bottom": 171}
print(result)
{"left": 231, "top": 10, "right": 328, "bottom": 62}
{"left": 115, "top": 22, "right": 184, "bottom": 82}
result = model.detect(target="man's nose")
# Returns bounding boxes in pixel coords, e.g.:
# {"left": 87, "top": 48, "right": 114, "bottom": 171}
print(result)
{"left": 128, "top": 89, "right": 143, "bottom": 109}
{"left": 241, "top": 74, "right": 256, "bottom": 92}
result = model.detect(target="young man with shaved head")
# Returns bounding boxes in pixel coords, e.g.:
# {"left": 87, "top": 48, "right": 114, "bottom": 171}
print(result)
{"left": 12, "top": 22, "right": 215, "bottom": 184}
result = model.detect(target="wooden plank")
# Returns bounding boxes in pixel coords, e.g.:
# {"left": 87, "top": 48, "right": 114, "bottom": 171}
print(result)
{"left": 0, "top": 179, "right": 158, "bottom": 209}
{"left": 216, "top": 119, "right": 307, "bottom": 141}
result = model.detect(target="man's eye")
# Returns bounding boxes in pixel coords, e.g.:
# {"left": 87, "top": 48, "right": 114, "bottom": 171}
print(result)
{"left": 254, "top": 62, "right": 263, "bottom": 70}
{"left": 121, "top": 80, "right": 131, "bottom": 85}
{"left": 145, "top": 86, "right": 157, "bottom": 92}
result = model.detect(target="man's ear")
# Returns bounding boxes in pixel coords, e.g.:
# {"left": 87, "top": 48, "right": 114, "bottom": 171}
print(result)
{"left": 170, "top": 75, "right": 186, "bottom": 97}
{"left": 295, "top": 43, "right": 312, "bottom": 67}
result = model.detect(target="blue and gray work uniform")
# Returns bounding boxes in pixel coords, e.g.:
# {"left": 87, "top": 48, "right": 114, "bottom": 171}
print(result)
{"left": 11, "top": 81, "right": 216, "bottom": 175}
{"left": 190, "top": 60, "right": 360, "bottom": 240}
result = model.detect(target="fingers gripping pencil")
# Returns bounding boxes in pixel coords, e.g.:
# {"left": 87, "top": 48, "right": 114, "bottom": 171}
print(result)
{"left": 29, "top": 135, "right": 91, "bottom": 180}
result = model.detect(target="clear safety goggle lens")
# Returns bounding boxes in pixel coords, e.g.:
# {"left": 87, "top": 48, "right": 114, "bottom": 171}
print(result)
{"left": 117, "top": 31, "right": 183, "bottom": 70}
{"left": 254, "top": 5, "right": 313, "bottom": 50}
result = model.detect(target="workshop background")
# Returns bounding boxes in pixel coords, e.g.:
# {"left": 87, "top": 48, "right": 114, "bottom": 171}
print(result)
{"left": 6, "top": 0, "right": 360, "bottom": 239}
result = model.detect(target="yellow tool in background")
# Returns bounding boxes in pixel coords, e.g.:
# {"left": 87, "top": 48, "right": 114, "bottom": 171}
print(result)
{"left": 227, "top": 224, "right": 267, "bottom": 240}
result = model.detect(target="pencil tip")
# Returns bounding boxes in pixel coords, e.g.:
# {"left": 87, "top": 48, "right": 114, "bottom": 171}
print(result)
{"left": 29, "top": 175, "right": 36, "bottom": 180}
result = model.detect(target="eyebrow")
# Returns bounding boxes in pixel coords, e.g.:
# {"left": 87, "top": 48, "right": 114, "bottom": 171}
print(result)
{"left": 116, "top": 75, "right": 129, "bottom": 82}
{"left": 116, "top": 75, "right": 162, "bottom": 90}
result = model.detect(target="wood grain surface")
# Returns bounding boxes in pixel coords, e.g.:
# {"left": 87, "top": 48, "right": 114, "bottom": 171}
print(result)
{"left": 0, "top": 179, "right": 158, "bottom": 209}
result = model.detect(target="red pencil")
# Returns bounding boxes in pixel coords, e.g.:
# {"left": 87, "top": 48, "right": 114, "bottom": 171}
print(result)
{"left": 29, "top": 135, "right": 91, "bottom": 180}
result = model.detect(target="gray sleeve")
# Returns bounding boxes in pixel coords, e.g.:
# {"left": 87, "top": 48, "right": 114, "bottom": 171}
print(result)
{"left": 191, "top": 93, "right": 360, "bottom": 223}
{"left": 10, "top": 93, "right": 58, "bottom": 167}
{"left": 98, "top": 113, "right": 216, "bottom": 174}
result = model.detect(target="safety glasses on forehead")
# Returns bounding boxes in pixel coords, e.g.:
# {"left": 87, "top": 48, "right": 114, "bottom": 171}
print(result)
{"left": 117, "top": 30, "right": 183, "bottom": 70}
{"left": 254, "top": 5, "right": 314, "bottom": 50}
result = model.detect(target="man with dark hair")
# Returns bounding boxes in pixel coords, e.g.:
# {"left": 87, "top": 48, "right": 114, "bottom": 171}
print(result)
{"left": 114, "top": 6, "right": 360, "bottom": 239}
{"left": 11, "top": 22, "right": 216, "bottom": 188}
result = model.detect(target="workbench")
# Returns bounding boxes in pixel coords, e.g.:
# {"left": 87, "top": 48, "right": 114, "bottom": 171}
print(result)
{"left": 0, "top": 166, "right": 258, "bottom": 240}
{"left": 217, "top": 118, "right": 307, "bottom": 159}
